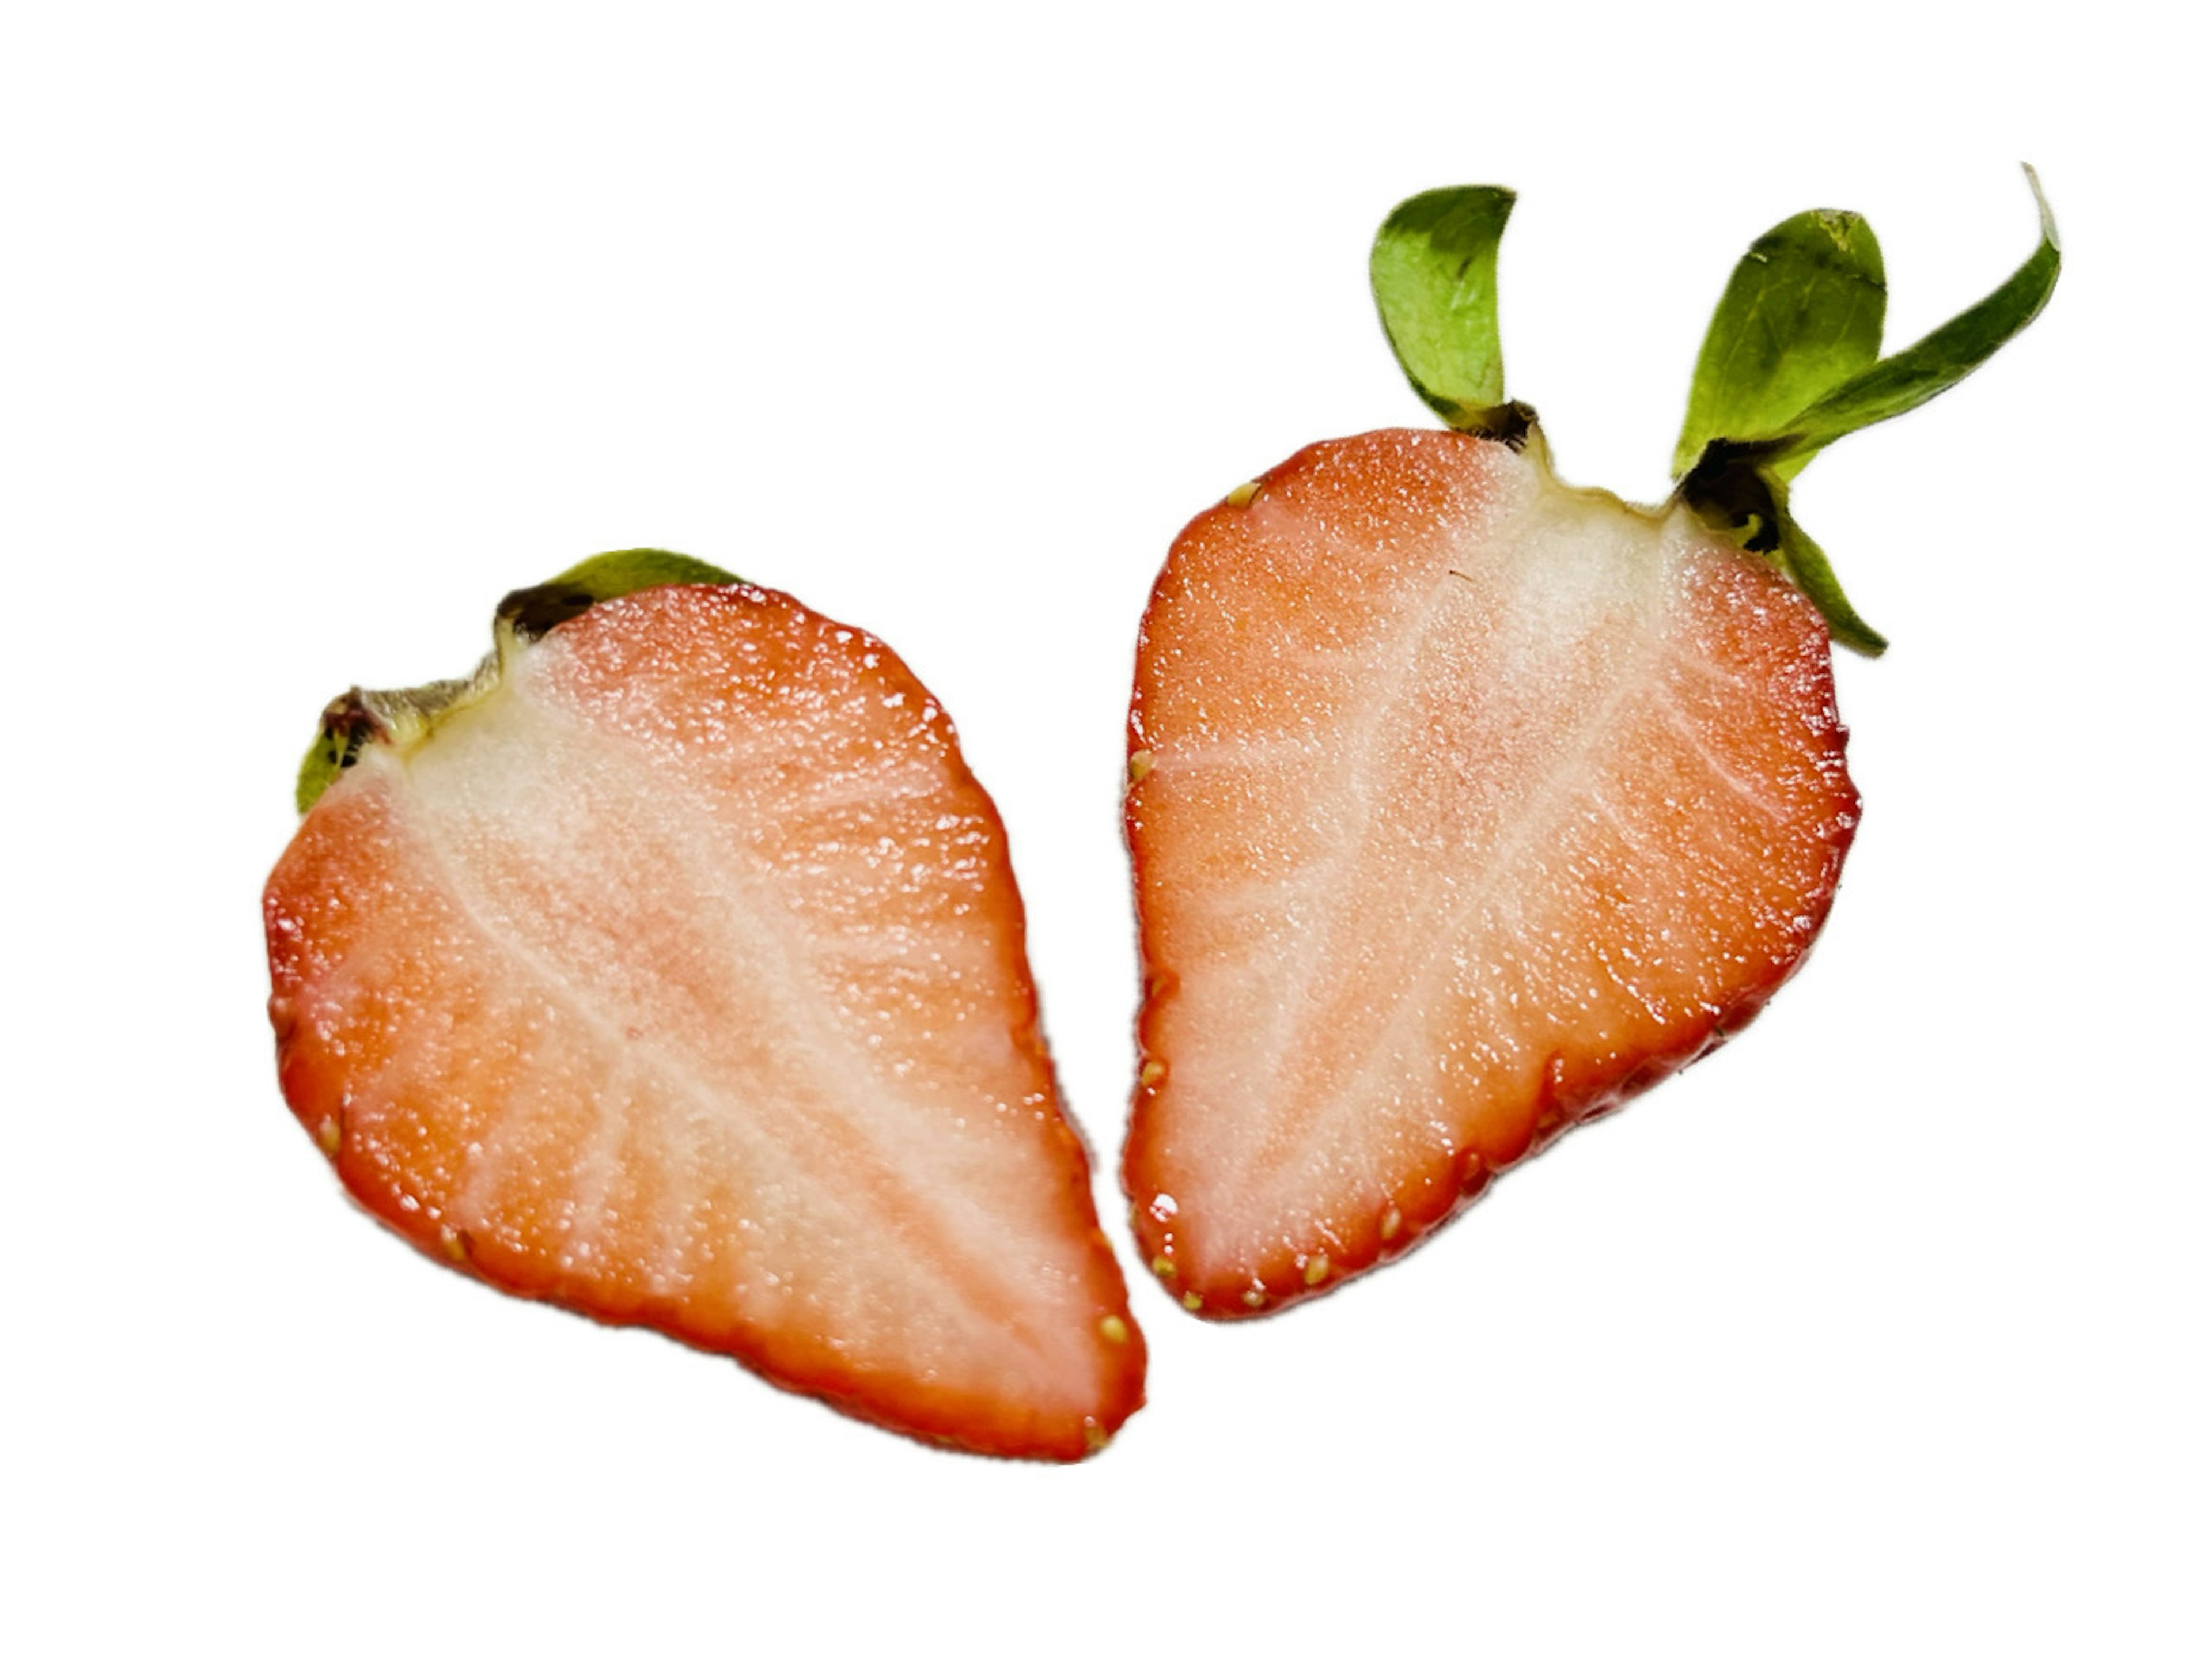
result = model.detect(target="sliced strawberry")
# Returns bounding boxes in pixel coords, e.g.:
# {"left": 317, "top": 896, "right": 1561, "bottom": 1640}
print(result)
{"left": 1126, "top": 175, "right": 2055, "bottom": 1317}
{"left": 1123, "top": 429, "right": 1858, "bottom": 1315}
{"left": 267, "top": 580, "right": 1143, "bottom": 1459}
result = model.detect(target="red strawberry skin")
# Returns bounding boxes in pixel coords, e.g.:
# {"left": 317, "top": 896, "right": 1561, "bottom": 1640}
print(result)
{"left": 267, "top": 583, "right": 1143, "bottom": 1459}
{"left": 1124, "top": 429, "right": 1858, "bottom": 1316}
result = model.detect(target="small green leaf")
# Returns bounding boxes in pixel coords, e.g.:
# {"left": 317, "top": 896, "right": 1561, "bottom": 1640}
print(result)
{"left": 1766, "top": 166, "right": 2060, "bottom": 471}
{"left": 545, "top": 547, "right": 740, "bottom": 601}
{"left": 1680, "top": 446, "right": 1887, "bottom": 656}
{"left": 294, "top": 696, "right": 366, "bottom": 815}
{"left": 1674, "top": 170, "right": 2059, "bottom": 657}
{"left": 296, "top": 744, "right": 341, "bottom": 816}
{"left": 499, "top": 547, "right": 742, "bottom": 641}
{"left": 1770, "top": 498, "right": 1887, "bottom": 657}
{"left": 1370, "top": 185, "right": 1516, "bottom": 427}
{"left": 1671, "top": 209, "right": 1887, "bottom": 480}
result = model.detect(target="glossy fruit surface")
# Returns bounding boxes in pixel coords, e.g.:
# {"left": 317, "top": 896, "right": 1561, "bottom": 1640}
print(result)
{"left": 1126, "top": 429, "right": 1857, "bottom": 1313}
{"left": 268, "top": 578, "right": 1143, "bottom": 1458}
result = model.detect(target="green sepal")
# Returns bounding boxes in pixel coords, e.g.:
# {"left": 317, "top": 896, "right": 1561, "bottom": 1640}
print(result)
{"left": 1371, "top": 185, "right": 1517, "bottom": 427}
{"left": 1770, "top": 499, "right": 1886, "bottom": 657}
{"left": 548, "top": 546, "right": 738, "bottom": 602}
{"left": 1675, "top": 169, "right": 2058, "bottom": 655}
{"left": 293, "top": 547, "right": 742, "bottom": 815}
{"left": 1672, "top": 210, "right": 1887, "bottom": 481}
{"left": 1681, "top": 444, "right": 1887, "bottom": 657}
{"left": 500, "top": 547, "right": 741, "bottom": 641}
{"left": 294, "top": 696, "right": 366, "bottom": 816}
{"left": 1755, "top": 166, "right": 2061, "bottom": 474}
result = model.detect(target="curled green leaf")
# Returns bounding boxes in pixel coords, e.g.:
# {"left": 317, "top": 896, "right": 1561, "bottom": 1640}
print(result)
{"left": 499, "top": 547, "right": 741, "bottom": 641}
{"left": 545, "top": 547, "right": 740, "bottom": 600}
{"left": 1765, "top": 166, "right": 2060, "bottom": 471}
{"left": 1672, "top": 209, "right": 1887, "bottom": 481}
{"left": 1675, "top": 169, "right": 2058, "bottom": 655}
{"left": 1370, "top": 185, "right": 1516, "bottom": 427}
{"left": 1769, "top": 499, "right": 1887, "bottom": 657}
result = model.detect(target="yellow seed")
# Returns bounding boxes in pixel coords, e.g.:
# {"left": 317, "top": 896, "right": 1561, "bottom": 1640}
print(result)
{"left": 1139, "top": 1059, "right": 1165, "bottom": 1086}
{"left": 315, "top": 1116, "right": 341, "bottom": 1157}
{"left": 1303, "top": 1254, "right": 1331, "bottom": 1286}
{"left": 1226, "top": 478, "right": 1264, "bottom": 507}
{"left": 1084, "top": 1421, "right": 1111, "bottom": 1453}
{"left": 1181, "top": 1292, "right": 1203, "bottom": 1310}
{"left": 1128, "top": 749, "right": 1154, "bottom": 783}
{"left": 1241, "top": 1288, "right": 1267, "bottom": 1309}
{"left": 1151, "top": 1255, "right": 1177, "bottom": 1280}
{"left": 438, "top": 1225, "right": 469, "bottom": 1264}
{"left": 1098, "top": 1315, "right": 1129, "bottom": 1345}
{"left": 1380, "top": 1206, "right": 1402, "bottom": 1242}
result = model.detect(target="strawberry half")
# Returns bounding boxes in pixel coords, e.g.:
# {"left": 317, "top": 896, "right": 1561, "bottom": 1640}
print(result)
{"left": 266, "top": 554, "right": 1143, "bottom": 1459}
{"left": 1125, "top": 176, "right": 2059, "bottom": 1316}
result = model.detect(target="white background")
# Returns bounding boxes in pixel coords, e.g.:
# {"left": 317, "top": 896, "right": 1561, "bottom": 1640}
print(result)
{"left": 5, "top": 4, "right": 2204, "bottom": 1653}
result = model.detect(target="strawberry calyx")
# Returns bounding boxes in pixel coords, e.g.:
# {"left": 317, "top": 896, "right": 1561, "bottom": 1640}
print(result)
{"left": 1370, "top": 171, "right": 2061, "bottom": 657}
{"left": 1676, "top": 438, "right": 1887, "bottom": 656}
{"left": 1461, "top": 398, "right": 1537, "bottom": 449}
{"left": 1672, "top": 167, "right": 2060, "bottom": 655}
{"left": 292, "top": 547, "right": 738, "bottom": 813}
{"left": 498, "top": 547, "right": 741, "bottom": 641}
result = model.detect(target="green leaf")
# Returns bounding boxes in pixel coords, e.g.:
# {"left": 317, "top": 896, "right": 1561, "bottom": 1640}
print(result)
{"left": 498, "top": 547, "right": 742, "bottom": 641}
{"left": 1673, "top": 170, "right": 2059, "bottom": 657}
{"left": 1770, "top": 497, "right": 1887, "bottom": 657}
{"left": 294, "top": 696, "right": 365, "bottom": 815}
{"left": 544, "top": 547, "right": 740, "bottom": 599}
{"left": 1765, "top": 166, "right": 2060, "bottom": 471}
{"left": 1680, "top": 447, "right": 1887, "bottom": 657}
{"left": 1671, "top": 209, "right": 1887, "bottom": 480}
{"left": 1370, "top": 185, "right": 1516, "bottom": 427}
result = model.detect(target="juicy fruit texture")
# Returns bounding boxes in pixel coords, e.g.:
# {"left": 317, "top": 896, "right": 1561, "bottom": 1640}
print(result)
{"left": 1124, "top": 430, "right": 1857, "bottom": 1315}
{"left": 267, "top": 582, "right": 1143, "bottom": 1459}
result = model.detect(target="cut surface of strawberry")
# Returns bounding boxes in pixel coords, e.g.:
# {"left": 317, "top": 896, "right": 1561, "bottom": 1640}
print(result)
{"left": 1126, "top": 429, "right": 1854, "bottom": 1312}
{"left": 267, "top": 574, "right": 1143, "bottom": 1459}
{"left": 1125, "top": 177, "right": 2057, "bottom": 1317}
